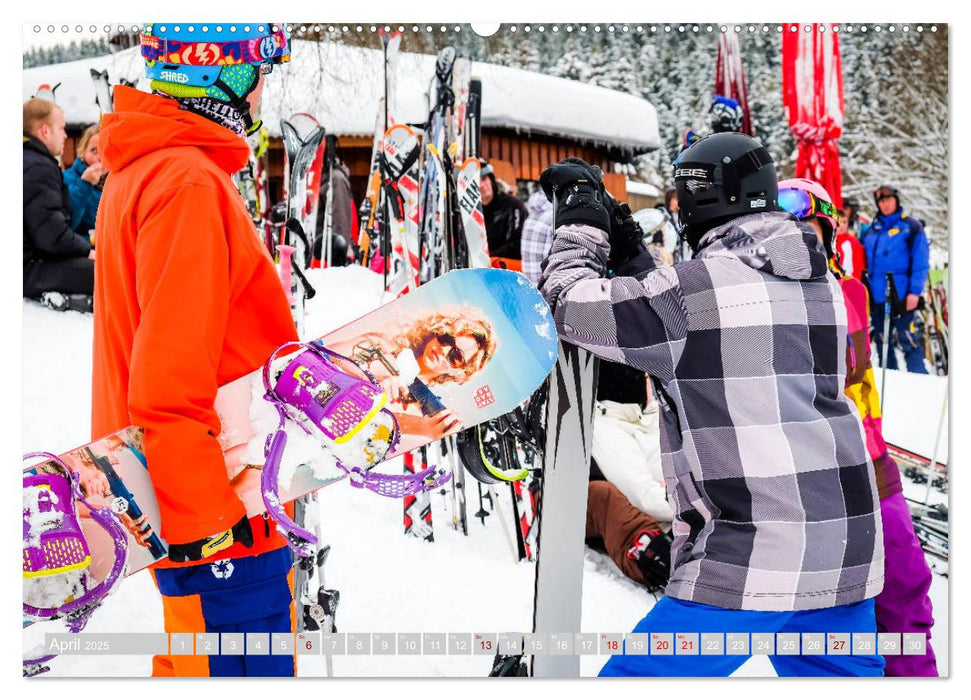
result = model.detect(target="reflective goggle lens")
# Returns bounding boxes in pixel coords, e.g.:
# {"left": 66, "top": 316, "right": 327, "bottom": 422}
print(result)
{"left": 778, "top": 187, "right": 814, "bottom": 219}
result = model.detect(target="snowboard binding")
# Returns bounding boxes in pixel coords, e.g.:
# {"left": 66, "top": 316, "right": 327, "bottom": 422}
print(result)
{"left": 23, "top": 452, "right": 130, "bottom": 675}
{"left": 261, "top": 341, "right": 449, "bottom": 555}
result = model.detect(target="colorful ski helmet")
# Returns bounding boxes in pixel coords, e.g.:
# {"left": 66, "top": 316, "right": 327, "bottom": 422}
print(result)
{"left": 778, "top": 178, "right": 839, "bottom": 256}
{"left": 140, "top": 23, "right": 289, "bottom": 133}
{"left": 673, "top": 132, "right": 778, "bottom": 251}
{"left": 709, "top": 94, "right": 744, "bottom": 133}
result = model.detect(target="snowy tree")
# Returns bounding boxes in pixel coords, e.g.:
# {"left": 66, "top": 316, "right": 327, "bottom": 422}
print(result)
{"left": 839, "top": 25, "right": 948, "bottom": 251}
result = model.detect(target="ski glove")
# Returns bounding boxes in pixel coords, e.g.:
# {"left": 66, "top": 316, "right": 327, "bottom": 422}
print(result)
{"left": 539, "top": 158, "right": 611, "bottom": 232}
{"left": 627, "top": 528, "right": 673, "bottom": 593}
{"left": 606, "top": 196, "right": 647, "bottom": 270}
{"left": 166, "top": 516, "right": 254, "bottom": 563}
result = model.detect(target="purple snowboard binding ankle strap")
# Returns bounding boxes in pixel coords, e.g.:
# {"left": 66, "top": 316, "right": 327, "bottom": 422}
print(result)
{"left": 262, "top": 341, "right": 421, "bottom": 554}
{"left": 344, "top": 463, "right": 452, "bottom": 498}
{"left": 23, "top": 451, "right": 130, "bottom": 675}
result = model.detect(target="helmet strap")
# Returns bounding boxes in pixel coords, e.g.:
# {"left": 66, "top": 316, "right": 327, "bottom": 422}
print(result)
{"left": 172, "top": 94, "right": 248, "bottom": 138}
{"left": 211, "top": 76, "right": 261, "bottom": 134}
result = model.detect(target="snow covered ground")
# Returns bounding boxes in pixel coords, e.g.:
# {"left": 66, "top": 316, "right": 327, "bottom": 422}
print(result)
{"left": 21, "top": 266, "right": 948, "bottom": 678}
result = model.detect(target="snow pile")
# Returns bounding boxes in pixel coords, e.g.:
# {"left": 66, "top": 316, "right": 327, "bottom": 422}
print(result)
{"left": 879, "top": 368, "right": 948, "bottom": 464}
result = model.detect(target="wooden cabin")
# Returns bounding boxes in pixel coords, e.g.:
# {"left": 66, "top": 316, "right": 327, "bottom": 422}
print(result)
{"left": 25, "top": 39, "right": 660, "bottom": 205}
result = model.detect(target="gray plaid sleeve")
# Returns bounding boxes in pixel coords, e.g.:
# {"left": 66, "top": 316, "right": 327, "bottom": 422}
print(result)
{"left": 540, "top": 223, "right": 688, "bottom": 381}
{"left": 521, "top": 209, "right": 554, "bottom": 286}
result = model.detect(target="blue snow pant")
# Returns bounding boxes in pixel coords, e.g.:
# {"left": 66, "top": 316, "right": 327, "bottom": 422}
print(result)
{"left": 151, "top": 547, "right": 295, "bottom": 677}
{"left": 599, "top": 596, "right": 885, "bottom": 677}
{"left": 871, "top": 305, "right": 928, "bottom": 374}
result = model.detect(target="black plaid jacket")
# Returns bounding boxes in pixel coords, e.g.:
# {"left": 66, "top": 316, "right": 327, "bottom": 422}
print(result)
{"left": 541, "top": 211, "right": 884, "bottom": 611}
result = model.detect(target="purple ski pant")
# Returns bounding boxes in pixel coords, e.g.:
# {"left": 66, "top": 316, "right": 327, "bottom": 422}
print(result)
{"left": 875, "top": 491, "right": 939, "bottom": 676}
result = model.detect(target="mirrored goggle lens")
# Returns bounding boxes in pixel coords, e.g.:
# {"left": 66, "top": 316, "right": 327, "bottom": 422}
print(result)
{"left": 816, "top": 198, "right": 838, "bottom": 220}
{"left": 778, "top": 188, "right": 814, "bottom": 219}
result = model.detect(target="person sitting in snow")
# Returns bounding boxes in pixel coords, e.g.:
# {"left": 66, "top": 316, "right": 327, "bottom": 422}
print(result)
{"left": 23, "top": 98, "right": 95, "bottom": 311}
{"left": 586, "top": 359, "right": 674, "bottom": 594}
{"left": 62, "top": 123, "right": 106, "bottom": 240}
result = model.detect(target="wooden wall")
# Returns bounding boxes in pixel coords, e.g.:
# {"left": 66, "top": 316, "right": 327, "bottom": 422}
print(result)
{"left": 481, "top": 130, "right": 615, "bottom": 182}
{"left": 256, "top": 129, "right": 630, "bottom": 205}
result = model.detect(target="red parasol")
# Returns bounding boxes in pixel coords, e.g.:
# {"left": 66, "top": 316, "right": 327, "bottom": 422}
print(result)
{"left": 781, "top": 23, "right": 845, "bottom": 209}
{"left": 715, "top": 28, "right": 754, "bottom": 136}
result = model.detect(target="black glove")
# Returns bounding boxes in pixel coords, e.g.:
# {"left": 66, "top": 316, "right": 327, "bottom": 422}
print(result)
{"left": 167, "top": 516, "right": 254, "bottom": 563}
{"left": 539, "top": 158, "right": 610, "bottom": 232}
{"left": 606, "top": 196, "right": 647, "bottom": 269}
{"left": 627, "top": 528, "right": 673, "bottom": 593}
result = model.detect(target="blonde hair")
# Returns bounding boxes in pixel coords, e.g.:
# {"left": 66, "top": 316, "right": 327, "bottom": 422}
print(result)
{"left": 395, "top": 308, "right": 498, "bottom": 386}
{"left": 23, "top": 98, "right": 59, "bottom": 138}
{"left": 77, "top": 124, "right": 100, "bottom": 160}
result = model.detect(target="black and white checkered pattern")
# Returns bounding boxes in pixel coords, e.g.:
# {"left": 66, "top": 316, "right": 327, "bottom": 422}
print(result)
{"left": 541, "top": 211, "right": 884, "bottom": 612}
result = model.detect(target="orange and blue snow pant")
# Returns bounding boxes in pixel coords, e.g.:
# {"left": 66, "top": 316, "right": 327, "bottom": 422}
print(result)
{"left": 151, "top": 546, "right": 296, "bottom": 677}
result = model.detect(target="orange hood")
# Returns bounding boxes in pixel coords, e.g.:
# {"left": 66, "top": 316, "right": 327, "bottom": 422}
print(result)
{"left": 100, "top": 86, "right": 249, "bottom": 175}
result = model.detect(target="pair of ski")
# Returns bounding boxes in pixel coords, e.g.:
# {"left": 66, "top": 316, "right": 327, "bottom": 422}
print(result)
{"left": 923, "top": 279, "right": 948, "bottom": 375}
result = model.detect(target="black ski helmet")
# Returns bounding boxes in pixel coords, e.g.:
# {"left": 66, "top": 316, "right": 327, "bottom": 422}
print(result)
{"left": 673, "top": 132, "right": 778, "bottom": 251}
{"left": 842, "top": 194, "right": 860, "bottom": 227}
{"left": 874, "top": 184, "right": 901, "bottom": 212}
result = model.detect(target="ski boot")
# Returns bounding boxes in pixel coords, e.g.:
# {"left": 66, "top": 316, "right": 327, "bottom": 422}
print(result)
{"left": 40, "top": 292, "right": 94, "bottom": 314}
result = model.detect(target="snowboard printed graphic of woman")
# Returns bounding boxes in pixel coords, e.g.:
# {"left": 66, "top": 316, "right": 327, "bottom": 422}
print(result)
{"left": 332, "top": 306, "right": 497, "bottom": 453}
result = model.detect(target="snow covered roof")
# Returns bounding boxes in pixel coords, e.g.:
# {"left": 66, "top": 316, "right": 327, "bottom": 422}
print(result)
{"left": 626, "top": 180, "right": 662, "bottom": 198}
{"left": 22, "top": 40, "right": 660, "bottom": 153}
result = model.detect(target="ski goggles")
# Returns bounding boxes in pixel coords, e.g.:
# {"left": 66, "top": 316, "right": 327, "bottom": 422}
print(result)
{"left": 778, "top": 187, "right": 839, "bottom": 228}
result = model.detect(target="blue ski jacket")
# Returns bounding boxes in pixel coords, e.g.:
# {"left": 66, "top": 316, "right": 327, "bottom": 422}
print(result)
{"left": 861, "top": 210, "right": 929, "bottom": 303}
{"left": 62, "top": 156, "right": 102, "bottom": 238}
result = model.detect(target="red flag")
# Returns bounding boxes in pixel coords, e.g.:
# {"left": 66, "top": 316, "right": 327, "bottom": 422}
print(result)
{"left": 781, "top": 23, "right": 845, "bottom": 209}
{"left": 715, "top": 29, "right": 754, "bottom": 136}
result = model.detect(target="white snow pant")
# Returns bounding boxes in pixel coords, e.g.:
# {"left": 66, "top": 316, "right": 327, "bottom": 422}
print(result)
{"left": 591, "top": 399, "right": 673, "bottom": 525}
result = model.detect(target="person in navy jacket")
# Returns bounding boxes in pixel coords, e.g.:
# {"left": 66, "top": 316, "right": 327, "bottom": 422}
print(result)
{"left": 861, "top": 185, "right": 930, "bottom": 374}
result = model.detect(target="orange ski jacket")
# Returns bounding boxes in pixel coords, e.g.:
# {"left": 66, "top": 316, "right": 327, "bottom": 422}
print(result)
{"left": 93, "top": 87, "right": 298, "bottom": 566}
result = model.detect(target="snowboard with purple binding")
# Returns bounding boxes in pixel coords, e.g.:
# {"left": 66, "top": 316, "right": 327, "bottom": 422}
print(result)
{"left": 23, "top": 267, "right": 557, "bottom": 626}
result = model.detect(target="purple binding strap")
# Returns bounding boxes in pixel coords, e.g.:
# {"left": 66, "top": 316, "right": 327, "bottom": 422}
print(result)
{"left": 260, "top": 341, "right": 399, "bottom": 554}
{"left": 344, "top": 464, "right": 452, "bottom": 498}
{"left": 23, "top": 451, "right": 130, "bottom": 674}
{"left": 260, "top": 341, "right": 452, "bottom": 553}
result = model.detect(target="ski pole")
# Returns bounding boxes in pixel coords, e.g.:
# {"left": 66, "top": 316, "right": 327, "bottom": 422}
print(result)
{"left": 879, "top": 273, "right": 893, "bottom": 415}
{"left": 923, "top": 392, "right": 948, "bottom": 505}
{"left": 475, "top": 482, "right": 490, "bottom": 525}
{"left": 488, "top": 485, "right": 521, "bottom": 565}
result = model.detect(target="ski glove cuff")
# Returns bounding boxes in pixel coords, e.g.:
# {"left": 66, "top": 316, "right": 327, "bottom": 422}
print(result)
{"left": 540, "top": 158, "right": 611, "bottom": 233}
{"left": 627, "top": 528, "right": 673, "bottom": 593}
{"left": 167, "top": 516, "right": 254, "bottom": 563}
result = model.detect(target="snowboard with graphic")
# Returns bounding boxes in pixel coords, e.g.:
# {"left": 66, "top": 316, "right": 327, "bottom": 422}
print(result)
{"left": 23, "top": 268, "right": 557, "bottom": 621}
